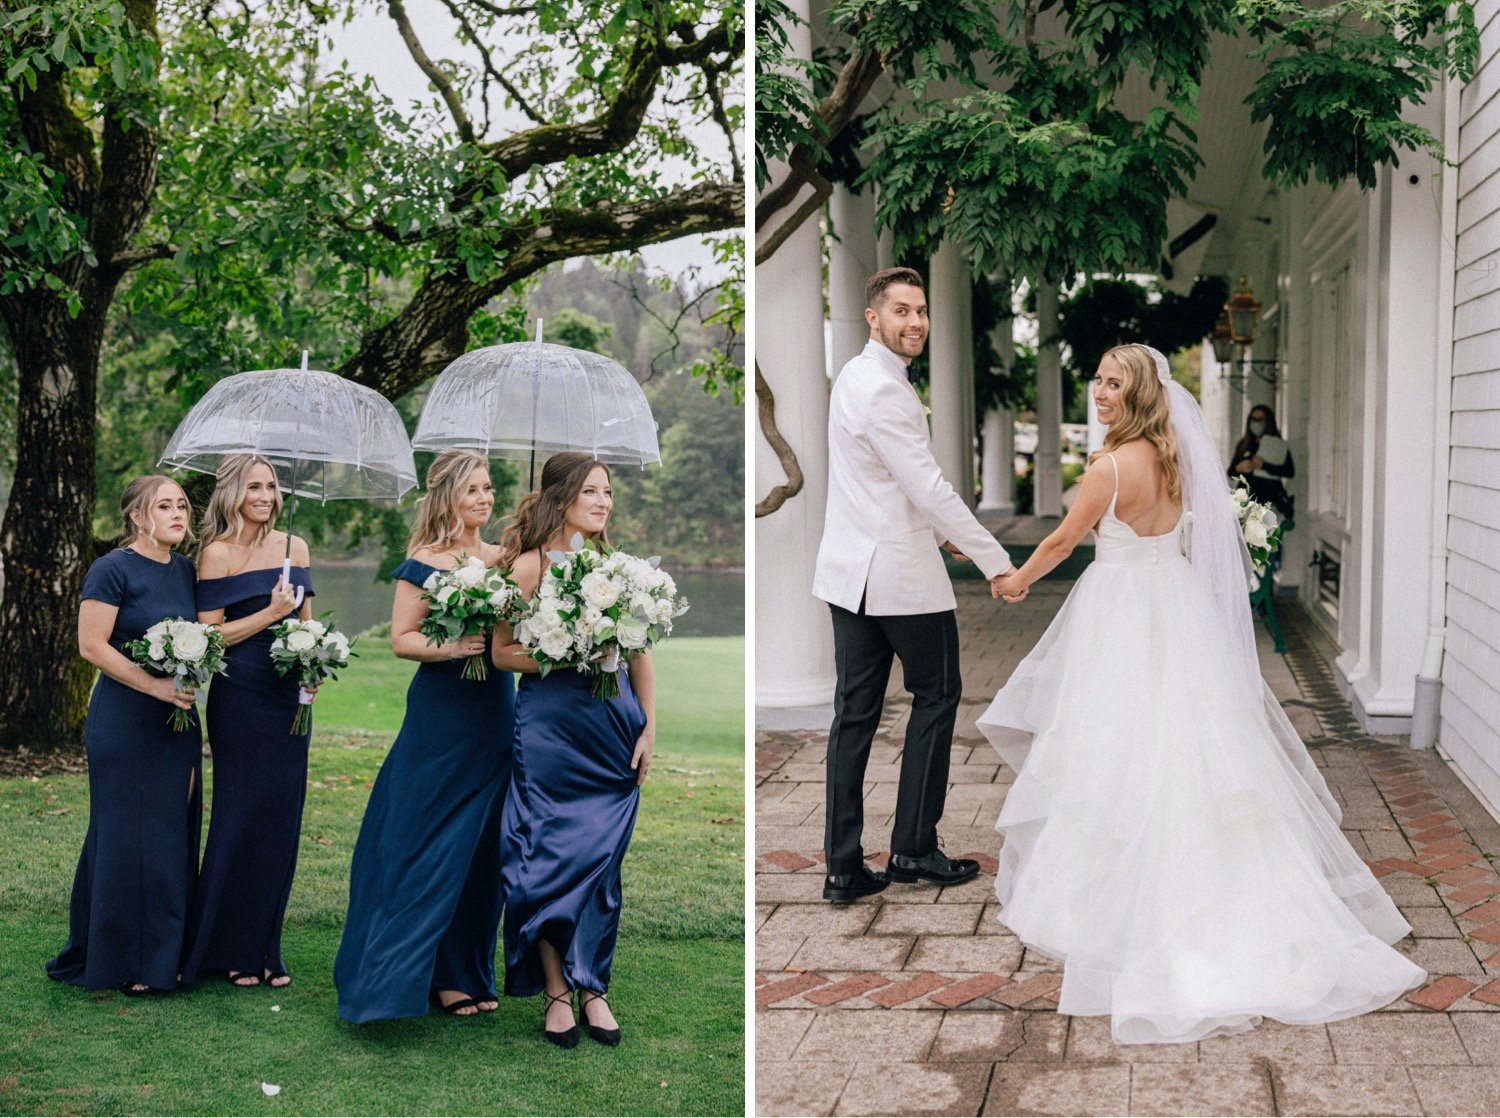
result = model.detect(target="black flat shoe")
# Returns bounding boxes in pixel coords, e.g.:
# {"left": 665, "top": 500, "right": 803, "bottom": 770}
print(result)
{"left": 823, "top": 864, "right": 889, "bottom": 903}
{"left": 543, "top": 990, "right": 579, "bottom": 1049}
{"left": 887, "top": 849, "right": 980, "bottom": 885}
{"left": 118, "top": 982, "right": 157, "bottom": 997}
{"left": 579, "top": 989, "right": 621, "bottom": 1047}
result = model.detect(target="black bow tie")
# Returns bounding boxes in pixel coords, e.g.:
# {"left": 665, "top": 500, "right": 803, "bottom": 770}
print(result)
{"left": 906, "top": 365, "right": 920, "bottom": 385}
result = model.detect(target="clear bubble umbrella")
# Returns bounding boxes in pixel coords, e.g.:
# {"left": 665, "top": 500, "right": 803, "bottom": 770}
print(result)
{"left": 160, "top": 353, "right": 418, "bottom": 604}
{"left": 411, "top": 324, "right": 661, "bottom": 487}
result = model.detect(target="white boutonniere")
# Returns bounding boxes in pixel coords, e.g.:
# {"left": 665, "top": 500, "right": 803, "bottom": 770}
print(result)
{"left": 923, "top": 405, "right": 932, "bottom": 419}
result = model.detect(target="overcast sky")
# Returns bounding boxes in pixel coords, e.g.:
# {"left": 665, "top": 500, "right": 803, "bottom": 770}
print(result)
{"left": 322, "top": 1, "right": 740, "bottom": 281}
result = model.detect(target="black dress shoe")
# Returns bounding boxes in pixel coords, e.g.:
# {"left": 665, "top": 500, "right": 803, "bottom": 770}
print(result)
{"left": 823, "top": 864, "right": 889, "bottom": 903}
{"left": 886, "top": 850, "right": 981, "bottom": 885}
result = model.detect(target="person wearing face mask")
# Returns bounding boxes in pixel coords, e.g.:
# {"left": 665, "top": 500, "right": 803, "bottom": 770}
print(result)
{"left": 48, "top": 476, "right": 205, "bottom": 996}
{"left": 1229, "top": 405, "right": 1296, "bottom": 528}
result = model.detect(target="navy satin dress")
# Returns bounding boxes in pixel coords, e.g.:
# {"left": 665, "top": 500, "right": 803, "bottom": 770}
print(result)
{"left": 334, "top": 558, "right": 516, "bottom": 1023}
{"left": 47, "top": 549, "right": 203, "bottom": 991}
{"left": 181, "top": 566, "right": 314, "bottom": 984}
{"left": 501, "top": 665, "right": 647, "bottom": 997}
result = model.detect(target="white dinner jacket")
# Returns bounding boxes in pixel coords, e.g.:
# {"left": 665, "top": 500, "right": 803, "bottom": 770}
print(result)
{"left": 813, "top": 340, "right": 1011, "bottom": 615}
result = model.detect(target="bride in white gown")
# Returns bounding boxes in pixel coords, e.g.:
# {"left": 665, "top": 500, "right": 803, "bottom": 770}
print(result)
{"left": 979, "top": 343, "right": 1424, "bottom": 1045}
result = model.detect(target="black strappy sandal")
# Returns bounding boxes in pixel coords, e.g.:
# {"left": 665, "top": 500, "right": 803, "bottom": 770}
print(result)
{"left": 543, "top": 989, "right": 579, "bottom": 1049}
{"left": 227, "top": 971, "right": 261, "bottom": 988}
{"left": 579, "top": 989, "right": 621, "bottom": 1047}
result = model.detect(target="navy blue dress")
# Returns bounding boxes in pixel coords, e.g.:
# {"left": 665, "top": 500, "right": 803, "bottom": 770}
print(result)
{"left": 181, "top": 566, "right": 315, "bottom": 984}
{"left": 501, "top": 665, "right": 647, "bottom": 997}
{"left": 47, "top": 549, "right": 204, "bottom": 992}
{"left": 334, "top": 558, "right": 516, "bottom": 1023}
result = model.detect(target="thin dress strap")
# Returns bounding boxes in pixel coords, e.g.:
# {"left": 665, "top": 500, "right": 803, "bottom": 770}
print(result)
{"left": 1103, "top": 451, "right": 1120, "bottom": 513}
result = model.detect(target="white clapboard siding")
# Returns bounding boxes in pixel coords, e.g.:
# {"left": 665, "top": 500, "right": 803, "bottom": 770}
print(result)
{"left": 1446, "top": 27, "right": 1500, "bottom": 813}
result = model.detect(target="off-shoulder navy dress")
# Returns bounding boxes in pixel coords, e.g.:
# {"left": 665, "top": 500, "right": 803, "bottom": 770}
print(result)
{"left": 181, "top": 566, "right": 314, "bottom": 984}
{"left": 333, "top": 558, "right": 516, "bottom": 1022}
{"left": 47, "top": 548, "right": 203, "bottom": 992}
{"left": 500, "top": 663, "right": 647, "bottom": 997}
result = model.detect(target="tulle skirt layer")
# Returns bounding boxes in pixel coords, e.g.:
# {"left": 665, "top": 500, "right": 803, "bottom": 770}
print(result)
{"left": 977, "top": 556, "right": 1424, "bottom": 1045}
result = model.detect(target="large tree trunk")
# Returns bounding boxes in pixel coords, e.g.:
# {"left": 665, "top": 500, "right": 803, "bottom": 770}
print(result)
{"left": 0, "top": 297, "right": 106, "bottom": 753}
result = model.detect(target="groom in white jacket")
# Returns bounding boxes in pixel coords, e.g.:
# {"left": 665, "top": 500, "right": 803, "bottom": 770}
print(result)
{"left": 813, "top": 267, "right": 1019, "bottom": 903}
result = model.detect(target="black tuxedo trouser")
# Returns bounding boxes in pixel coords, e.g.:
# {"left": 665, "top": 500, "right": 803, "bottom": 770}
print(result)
{"left": 825, "top": 601, "right": 962, "bottom": 877}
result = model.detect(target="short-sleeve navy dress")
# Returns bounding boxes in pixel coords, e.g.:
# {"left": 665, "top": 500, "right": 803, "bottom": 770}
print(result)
{"left": 181, "top": 565, "right": 315, "bottom": 984}
{"left": 47, "top": 548, "right": 204, "bottom": 992}
{"left": 333, "top": 558, "right": 516, "bottom": 1022}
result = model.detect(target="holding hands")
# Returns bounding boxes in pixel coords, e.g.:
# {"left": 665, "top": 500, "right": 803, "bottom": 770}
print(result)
{"left": 991, "top": 567, "right": 1028, "bottom": 603}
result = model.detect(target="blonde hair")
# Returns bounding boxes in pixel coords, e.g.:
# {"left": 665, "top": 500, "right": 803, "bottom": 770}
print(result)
{"left": 407, "top": 450, "right": 492, "bottom": 555}
{"left": 1093, "top": 344, "right": 1181, "bottom": 504}
{"left": 498, "top": 453, "right": 612, "bottom": 566}
{"left": 199, "top": 453, "right": 282, "bottom": 549}
{"left": 120, "top": 475, "right": 194, "bottom": 549}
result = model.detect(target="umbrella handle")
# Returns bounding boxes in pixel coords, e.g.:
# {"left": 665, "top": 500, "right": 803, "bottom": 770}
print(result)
{"left": 282, "top": 557, "right": 306, "bottom": 610}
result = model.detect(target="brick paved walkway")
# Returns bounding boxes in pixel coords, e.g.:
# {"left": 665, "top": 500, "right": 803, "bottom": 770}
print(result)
{"left": 755, "top": 580, "right": 1500, "bottom": 1116}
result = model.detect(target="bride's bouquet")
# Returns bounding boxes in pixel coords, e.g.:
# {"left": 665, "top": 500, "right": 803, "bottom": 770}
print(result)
{"left": 515, "top": 534, "right": 689, "bottom": 700}
{"left": 125, "top": 618, "right": 228, "bottom": 731}
{"left": 1232, "top": 481, "right": 1283, "bottom": 591}
{"left": 270, "top": 614, "right": 354, "bottom": 735}
{"left": 419, "top": 553, "right": 526, "bottom": 681}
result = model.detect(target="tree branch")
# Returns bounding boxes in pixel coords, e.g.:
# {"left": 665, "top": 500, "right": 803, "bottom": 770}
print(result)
{"left": 387, "top": 0, "right": 476, "bottom": 144}
{"left": 755, "top": 168, "right": 830, "bottom": 265}
{"left": 436, "top": 0, "right": 549, "bottom": 127}
{"left": 466, "top": 0, "right": 537, "bottom": 16}
{"left": 754, "top": 361, "right": 804, "bottom": 517}
{"left": 704, "top": 64, "right": 742, "bottom": 182}
{"left": 111, "top": 242, "right": 177, "bottom": 270}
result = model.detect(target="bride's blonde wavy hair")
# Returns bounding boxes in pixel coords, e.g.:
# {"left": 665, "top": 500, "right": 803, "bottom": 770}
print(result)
{"left": 1091, "top": 344, "right": 1181, "bottom": 505}
{"left": 407, "top": 450, "right": 493, "bottom": 556}
{"left": 200, "top": 454, "right": 282, "bottom": 549}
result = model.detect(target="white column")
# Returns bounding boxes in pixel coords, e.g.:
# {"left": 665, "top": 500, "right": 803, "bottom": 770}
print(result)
{"left": 754, "top": 0, "right": 835, "bottom": 710}
{"left": 828, "top": 185, "right": 878, "bottom": 377}
{"left": 979, "top": 407, "right": 1015, "bottom": 512}
{"left": 1034, "top": 282, "right": 1064, "bottom": 518}
{"left": 928, "top": 239, "right": 976, "bottom": 504}
{"left": 1347, "top": 99, "right": 1446, "bottom": 735}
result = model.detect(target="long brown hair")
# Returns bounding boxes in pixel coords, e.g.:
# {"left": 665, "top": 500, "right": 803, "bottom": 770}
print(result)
{"left": 498, "top": 452, "right": 612, "bottom": 564}
{"left": 200, "top": 453, "right": 282, "bottom": 550}
{"left": 120, "top": 475, "right": 194, "bottom": 549}
{"left": 407, "top": 450, "right": 492, "bottom": 555}
{"left": 1093, "top": 344, "right": 1181, "bottom": 504}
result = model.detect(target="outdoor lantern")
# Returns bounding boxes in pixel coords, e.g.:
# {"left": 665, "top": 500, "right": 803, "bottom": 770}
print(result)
{"left": 1210, "top": 312, "right": 1236, "bottom": 365}
{"left": 1226, "top": 277, "right": 1262, "bottom": 345}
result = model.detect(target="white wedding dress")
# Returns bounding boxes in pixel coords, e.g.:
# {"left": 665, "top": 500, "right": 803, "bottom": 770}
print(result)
{"left": 977, "top": 457, "right": 1424, "bottom": 1045}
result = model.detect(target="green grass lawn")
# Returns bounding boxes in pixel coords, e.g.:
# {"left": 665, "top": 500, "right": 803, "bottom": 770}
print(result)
{"left": 0, "top": 637, "right": 745, "bottom": 1116}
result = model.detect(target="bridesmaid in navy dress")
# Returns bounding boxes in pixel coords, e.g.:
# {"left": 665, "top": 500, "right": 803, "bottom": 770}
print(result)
{"left": 334, "top": 450, "right": 516, "bottom": 1021}
{"left": 48, "top": 476, "right": 204, "bottom": 995}
{"left": 182, "top": 454, "right": 315, "bottom": 989}
{"left": 493, "top": 453, "right": 657, "bottom": 1048}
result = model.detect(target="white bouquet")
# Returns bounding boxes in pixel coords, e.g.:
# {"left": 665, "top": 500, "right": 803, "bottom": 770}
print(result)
{"left": 124, "top": 617, "right": 228, "bottom": 731}
{"left": 515, "top": 534, "right": 689, "bottom": 700}
{"left": 418, "top": 553, "right": 526, "bottom": 681}
{"left": 269, "top": 614, "right": 354, "bottom": 735}
{"left": 1232, "top": 481, "right": 1284, "bottom": 592}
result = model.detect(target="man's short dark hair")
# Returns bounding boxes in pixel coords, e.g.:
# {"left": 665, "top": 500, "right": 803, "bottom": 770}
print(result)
{"left": 865, "top": 267, "right": 925, "bottom": 311}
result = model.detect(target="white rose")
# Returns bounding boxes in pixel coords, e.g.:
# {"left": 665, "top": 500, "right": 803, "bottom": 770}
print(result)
{"left": 538, "top": 628, "right": 573, "bottom": 660}
{"left": 173, "top": 626, "right": 210, "bottom": 661}
{"left": 538, "top": 578, "right": 560, "bottom": 600}
{"left": 580, "top": 571, "right": 620, "bottom": 609}
{"left": 1232, "top": 487, "right": 1250, "bottom": 507}
{"left": 147, "top": 640, "right": 166, "bottom": 661}
{"left": 649, "top": 598, "right": 675, "bottom": 626}
{"left": 487, "top": 587, "right": 514, "bottom": 610}
{"left": 616, "top": 618, "right": 649, "bottom": 649}
{"left": 422, "top": 571, "right": 440, "bottom": 591}
{"left": 285, "top": 628, "right": 317, "bottom": 653}
{"left": 144, "top": 620, "right": 168, "bottom": 641}
{"left": 327, "top": 634, "right": 350, "bottom": 659}
{"left": 452, "top": 562, "right": 487, "bottom": 588}
{"left": 167, "top": 618, "right": 196, "bottom": 642}
{"left": 305, "top": 620, "right": 327, "bottom": 638}
{"left": 435, "top": 584, "right": 459, "bottom": 605}
{"left": 1244, "top": 517, "right": 1269, "bottom": 549}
